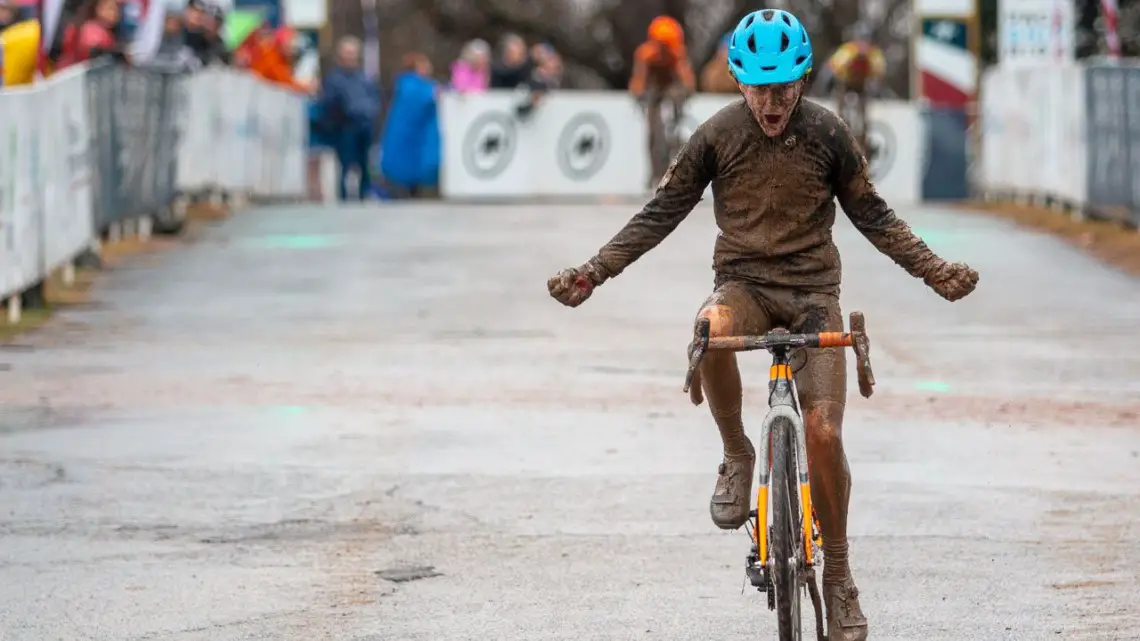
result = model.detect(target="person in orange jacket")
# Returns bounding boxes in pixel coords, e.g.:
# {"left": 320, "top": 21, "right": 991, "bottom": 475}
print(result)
{"left": 245, "top": 24, "right": 310, "bottom": 93}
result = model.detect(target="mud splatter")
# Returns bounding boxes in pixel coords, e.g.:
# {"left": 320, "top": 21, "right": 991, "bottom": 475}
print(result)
{"left": 591, "top": 99, "right": 958, "bottom": 296}
{"left": 375, "top": 565, "right": 443, "bottom": 583}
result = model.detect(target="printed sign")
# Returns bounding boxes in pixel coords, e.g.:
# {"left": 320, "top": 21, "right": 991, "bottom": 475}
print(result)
{"left": 998, "top": 0, "right": 1075, "bottom": 66}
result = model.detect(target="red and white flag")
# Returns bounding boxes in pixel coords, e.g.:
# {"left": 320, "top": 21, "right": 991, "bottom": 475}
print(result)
{"left": 1102, "top": 0, "right": 1120, "bottom": 58}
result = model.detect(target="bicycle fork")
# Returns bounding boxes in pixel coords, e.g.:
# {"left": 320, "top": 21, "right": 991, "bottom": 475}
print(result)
{"left": 746, "top": 369, "right": 826, "bottom": 606}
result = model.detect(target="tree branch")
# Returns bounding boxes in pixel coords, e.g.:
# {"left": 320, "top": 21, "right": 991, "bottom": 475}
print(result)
{"left": 692, "top": 0, "right": 751, "bottom": 71}
{"left": 469, "top": 0, "right": 628, "bottom": 87}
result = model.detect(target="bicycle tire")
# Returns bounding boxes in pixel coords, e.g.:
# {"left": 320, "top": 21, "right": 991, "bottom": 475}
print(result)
{"left": 769, "top": 415, "right": 803, "bottom": 641}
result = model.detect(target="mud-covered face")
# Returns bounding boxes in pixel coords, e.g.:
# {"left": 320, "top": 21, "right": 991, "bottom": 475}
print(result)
{"left": 738, "top": 79, "right": 805, "bottom": 137}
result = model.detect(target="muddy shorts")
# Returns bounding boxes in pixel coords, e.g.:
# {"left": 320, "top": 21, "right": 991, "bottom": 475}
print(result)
{"left": 696, "top": 279, "right": 847, "bottom": 408}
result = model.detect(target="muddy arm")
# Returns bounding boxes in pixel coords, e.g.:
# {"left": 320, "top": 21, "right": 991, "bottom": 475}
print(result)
{"left": 593, "top": 127, "right": 714, "bottom": 277}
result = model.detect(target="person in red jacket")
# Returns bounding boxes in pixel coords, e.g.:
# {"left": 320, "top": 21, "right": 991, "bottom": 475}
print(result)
{"left": 58, "top": 0, "right": 125, "bottom": 68}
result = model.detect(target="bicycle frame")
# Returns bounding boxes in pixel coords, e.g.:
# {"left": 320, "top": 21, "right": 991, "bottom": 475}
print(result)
{"left": 753, "top": 346, "right": 817, "bottom": 571}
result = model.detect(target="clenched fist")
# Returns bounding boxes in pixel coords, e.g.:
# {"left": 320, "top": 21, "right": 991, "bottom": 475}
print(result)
{"left": 547, "top": 258, "right": 611, "bottom": 308}
{"left": 924, "top": 260, "right": 979, "bottom": 302}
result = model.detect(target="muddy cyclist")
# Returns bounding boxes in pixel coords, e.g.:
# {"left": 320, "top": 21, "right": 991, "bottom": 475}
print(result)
{"left": 550, "top": 10, "right": 979, "bottom": 641}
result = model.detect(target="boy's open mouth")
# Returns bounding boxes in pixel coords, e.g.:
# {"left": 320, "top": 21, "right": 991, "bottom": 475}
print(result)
{"left": 763, "top": 114, "right": 783, "bottom": 125}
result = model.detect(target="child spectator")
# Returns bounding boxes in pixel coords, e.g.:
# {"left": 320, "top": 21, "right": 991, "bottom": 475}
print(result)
{"left": 449, "top": 38, "right": 489, "bottom": 93}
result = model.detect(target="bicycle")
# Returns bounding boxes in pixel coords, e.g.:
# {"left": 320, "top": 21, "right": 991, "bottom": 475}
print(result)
{"left": 682, "top": 311, "right": 876, "bottom": 641}
{"left": 837, "top": 89, "right": 868, "bottom": 155}
{"left": 640, "top": 91, "right": 688, "bottom": 189}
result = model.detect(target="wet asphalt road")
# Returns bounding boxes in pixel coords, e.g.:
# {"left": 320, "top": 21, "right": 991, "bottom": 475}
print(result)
{"left": 1, "top": 202, "right": 1139, "bottom": 641}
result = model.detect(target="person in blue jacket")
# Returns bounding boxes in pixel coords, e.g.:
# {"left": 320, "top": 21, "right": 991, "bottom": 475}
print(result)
{"left": 316, "top": 36, "right": 381, "bottom": 201}
{"left": 379, "top": 52, "right": 440, "bottom": 198}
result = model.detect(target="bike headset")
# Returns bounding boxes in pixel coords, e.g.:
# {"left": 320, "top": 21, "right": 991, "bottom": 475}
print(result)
{"left": 726, "top": 9, "right": 813, "bottom": 88}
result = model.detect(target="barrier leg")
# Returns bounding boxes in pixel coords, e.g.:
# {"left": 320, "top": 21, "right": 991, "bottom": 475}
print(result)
{"left": 62, "top": 262, "right": 76, "bottom": 288}
{"left": 6, "top": 295, "right": 20, "bottom": 325}
{"left": 138, "top": 216, "right": 153, "bottom": 242}
{"left": 109, "top": 222, "right": 122, "bottom": 244}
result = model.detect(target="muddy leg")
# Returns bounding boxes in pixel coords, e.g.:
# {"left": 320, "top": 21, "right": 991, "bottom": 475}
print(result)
{"left": 793, "top": 298, "right": 867, "bottom": 641}
{"left": 693, "top": 283, "right": 771, "bottom": 530}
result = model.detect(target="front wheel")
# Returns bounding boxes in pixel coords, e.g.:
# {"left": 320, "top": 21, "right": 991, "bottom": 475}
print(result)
{"left": 769, "top": 416, "right": 804, "bottom": 641}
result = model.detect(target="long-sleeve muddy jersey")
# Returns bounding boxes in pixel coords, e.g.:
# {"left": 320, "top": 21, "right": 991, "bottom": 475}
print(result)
{"left": 591, "top": 98, "right": 941, "bottom": 293}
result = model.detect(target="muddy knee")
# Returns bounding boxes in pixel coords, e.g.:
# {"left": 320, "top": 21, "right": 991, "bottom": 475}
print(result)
{"left": 690, "top": 305, "right": 742, "bottom": 408}
{"left": 697, "top": 304, "right": 738, "bottom": 339}
{"left": 804, "top": 400, "right": 846, "bottom": 456}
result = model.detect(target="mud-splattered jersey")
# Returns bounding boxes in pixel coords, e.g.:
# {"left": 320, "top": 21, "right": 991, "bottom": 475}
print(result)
{"left": 592, "top": 99, "right": 939, "bottom": 293}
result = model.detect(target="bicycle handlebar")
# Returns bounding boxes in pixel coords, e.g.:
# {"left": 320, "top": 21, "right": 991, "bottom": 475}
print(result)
{"left": 683, "top": 311, "right": 876, "bottom": 399}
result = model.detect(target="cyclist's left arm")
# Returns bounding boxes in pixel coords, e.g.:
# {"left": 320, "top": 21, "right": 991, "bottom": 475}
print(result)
{"left": 593, "top": 124, "right": 714, "bottom": 277}
{"left": 831, "top": 114, "right": 943, "bottom": 280}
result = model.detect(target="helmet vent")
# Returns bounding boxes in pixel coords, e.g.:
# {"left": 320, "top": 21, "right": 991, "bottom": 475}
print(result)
{"left": 795, "top": 56, "right": 806, "bottom": 65}
{"left": 761, "top": 9, "right": 775, "bottom": 20}
{"left": 780, "top": 32, "right": 790, "bottom": 51}
{"left": 761, "top": 66, "right": 777, "bottom": 71}
{"left": 781, "top": 12, "right": 793, "bottom": 25}
{"left": 745, "top": 14, "right": 756, "bottom": 27}
{"left": 747, "top": 33, "right": 757, "bottom": 53}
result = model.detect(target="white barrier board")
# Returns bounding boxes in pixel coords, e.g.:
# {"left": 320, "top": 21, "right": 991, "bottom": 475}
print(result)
{"left": 0, "top": 90, "right": 40, "bottom": 299}
{"left": 979, "top": 64, "right": 1086, "bottom": 205}
{"left": 37, "top": 67, "right": 94, "bottom": 273}
{"left": 175, "top": 69, "right": 307, "bottom": 198}
{"left": 441, "top": 91, "right": 923, "bottom": 203}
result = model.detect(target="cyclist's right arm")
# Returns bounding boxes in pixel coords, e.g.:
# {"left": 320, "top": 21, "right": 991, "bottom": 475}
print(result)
{"left": 629, "top": 43, "right": 651, "bottom": 99}
{"left": 594, "top": 123, "right": 714, "bottom": 277}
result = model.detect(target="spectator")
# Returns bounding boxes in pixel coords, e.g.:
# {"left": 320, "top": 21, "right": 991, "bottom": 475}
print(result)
{"left": 183, "top": 0, "right": 227, "bottom": 67}
{"left": 530, "top": 45, "right": 562, "bottom": 90}
{"left": 700, "top": 34, "right": 736, "bottom": 94}
{"left": 513, "top": 44, "right": 561, "bottom": 118}
{"left": 0, "top": 0, "right": 20, "bottom": 35}
{"left": 247, "top": 25, "right": 309, "bottom": 92}
{"left": 149, "top": 10, "right": 199, "bottom": 72}
{"left": 490, "top": 32, "right": 531, "bottom": 89}
{"left": 317, "top": 35, "right": 381, "bottom": 201}
{"left": 379, "top": 52, "right": 440, "bottom": 198}
{"left": 449, "top": 38, "right": 489, "bottom": 93}
{"left": 0, "top": 18, "right": 39, "bottom": 86}
{"left": 58, "top": 0, "right": 127, "bottom": 69}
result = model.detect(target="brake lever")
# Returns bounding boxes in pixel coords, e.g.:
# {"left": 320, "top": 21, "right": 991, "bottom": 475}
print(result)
{"left": 849, "top": 311, "right": 875, "bottom": 398}
{"left": 683, "top": 317, "right": 710, "bottom": 394}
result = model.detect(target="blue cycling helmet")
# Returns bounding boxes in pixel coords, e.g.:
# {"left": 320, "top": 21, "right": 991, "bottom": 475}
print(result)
{"left": 727, "top": 9, "right": 813, "bottom": 86}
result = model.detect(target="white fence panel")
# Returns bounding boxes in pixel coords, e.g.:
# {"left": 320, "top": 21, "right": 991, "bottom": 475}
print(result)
{"left": 176, "top": 69, "right": 220, "bottom": 191}
{"left": 0, "top": 90, "right": 40, "bottom": 299}
{"left": 174, "top": 68, "right": 307, "bottom": 198}
{"left": 37, "top": 66, "right": 94, "bottom": 273}
{"left": 978, "top": 64, "right": 1087, "bottom": 206}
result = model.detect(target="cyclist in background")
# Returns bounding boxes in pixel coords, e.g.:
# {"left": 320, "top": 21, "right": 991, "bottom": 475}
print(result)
{"left": 629, "top": 15, "right": 696, "bottom": 188}
{"left": 825, "top": 25, "right": 886, "bottom": 152}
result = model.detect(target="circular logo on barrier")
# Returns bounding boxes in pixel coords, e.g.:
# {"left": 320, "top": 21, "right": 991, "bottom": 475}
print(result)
{"left": 557, "top": 113, "right": 611, "bottom": 181}
{"left": 865, "top": 120, "right": 896, "bottom": 182}
{"left": 463, "top": 111, "right": 517, "bottom": 180}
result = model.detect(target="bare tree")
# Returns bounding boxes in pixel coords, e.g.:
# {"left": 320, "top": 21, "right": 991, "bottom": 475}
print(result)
{"left": 329, "top": 0, "right": 914, "bottom": 96}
